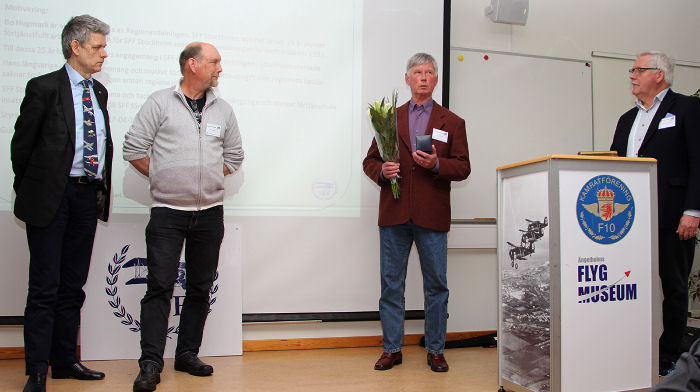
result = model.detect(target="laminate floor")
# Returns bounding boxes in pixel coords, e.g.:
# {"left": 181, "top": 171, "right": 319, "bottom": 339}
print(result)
{"left": 0, "top": 345, "right": 499, "bottom": 392}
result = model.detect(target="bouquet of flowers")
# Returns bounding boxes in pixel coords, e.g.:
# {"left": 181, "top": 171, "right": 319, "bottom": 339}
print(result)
{"left": 368, "top": 90, "right": 400, "bottom": 199}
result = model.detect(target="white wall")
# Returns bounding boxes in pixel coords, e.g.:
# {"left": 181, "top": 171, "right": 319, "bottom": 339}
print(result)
{"left": 452, "top": 0, "right": 700, "bottom": 61}
{"left": 452, "top": 0, "right": 700, "bottom": 150}
{"left": 2, "top": 0, "right": 699, "bottom": 348}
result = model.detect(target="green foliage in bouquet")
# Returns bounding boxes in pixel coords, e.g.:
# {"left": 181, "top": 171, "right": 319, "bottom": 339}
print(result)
{"left": 368, "top": 91, "right": 400, "bottom": 199}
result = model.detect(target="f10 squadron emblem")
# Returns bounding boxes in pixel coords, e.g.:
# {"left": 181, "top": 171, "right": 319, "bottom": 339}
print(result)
{"left": 576, "top": 175, "right": 635, "bottom": 244}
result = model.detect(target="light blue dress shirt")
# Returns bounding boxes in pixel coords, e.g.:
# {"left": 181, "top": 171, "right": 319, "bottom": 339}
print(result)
{"left": 65, "top": 63, "right": 106, "bottom": 180}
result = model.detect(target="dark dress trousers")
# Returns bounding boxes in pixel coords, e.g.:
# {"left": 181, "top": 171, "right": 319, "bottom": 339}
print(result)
{"left": 610, "top": 89, "right": 700, "bottom": 367}
{"left": 10, "top": 67, "right": 113, "bottom": 374}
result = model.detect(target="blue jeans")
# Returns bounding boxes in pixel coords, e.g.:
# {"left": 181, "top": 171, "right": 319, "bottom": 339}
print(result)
{"left": 139, "top": 206, "right": 224, "bottom": 368}
{"left": 379, "top": 221, "right": 448, "bottom": 354}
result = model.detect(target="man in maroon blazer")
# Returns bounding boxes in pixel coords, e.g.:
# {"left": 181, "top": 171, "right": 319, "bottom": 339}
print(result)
{"left": 363, "top": 53, "right": 470, "bottom": 372}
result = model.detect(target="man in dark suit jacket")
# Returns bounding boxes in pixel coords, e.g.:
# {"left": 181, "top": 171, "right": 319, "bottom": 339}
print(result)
{"left": 10, "top": 15, "right": 112, "bottom": 392}
{"left": 610, "top": 50, "right": 700, "bottom": 377}
{"left": 363, "top": 53, "right": 470, "bottom": 373}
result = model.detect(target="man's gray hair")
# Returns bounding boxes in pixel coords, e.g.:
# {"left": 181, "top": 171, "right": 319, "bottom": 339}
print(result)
{"left": 179, "top": 43, "right": 204, "bottom": 75}
{"left": 61, "top": 15, "right": 110, "bottom": 60}
{"left": 406, "top": 53, "right": 438, "bottom": 74}
{"left": 639, "top": 50, "right": 674, "bottom": 86}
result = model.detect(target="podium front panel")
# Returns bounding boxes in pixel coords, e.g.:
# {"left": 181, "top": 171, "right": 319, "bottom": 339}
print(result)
{"left": 558, "top": 167, "right": 656, "bottom": 391}
{"left": 499, "top": 167, "right": 551, "bottom": 392}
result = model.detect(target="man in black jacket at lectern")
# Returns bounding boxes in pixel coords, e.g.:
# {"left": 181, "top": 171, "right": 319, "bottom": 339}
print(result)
{"left": 610, "top": 50, "right": 700, "bottom": 377}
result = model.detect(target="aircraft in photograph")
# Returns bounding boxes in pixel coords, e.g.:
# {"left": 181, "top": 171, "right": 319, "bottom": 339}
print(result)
{"left": 507, "top": 241, "right": 534, "bottom": 269}
{"left": 505, "top": 217, "right": 548, "bottom": 269}
{"left": 525, "top": 217, "right": 548, "bottom": 238}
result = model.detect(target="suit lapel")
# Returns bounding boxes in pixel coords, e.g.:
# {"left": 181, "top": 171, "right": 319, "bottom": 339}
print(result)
{"left": 93, "top": 81, "right": 111, "bottom": 141}
{"left": 427, "top": 103, "right": 448, "bottom": 134}
{"left": 57, "top": 68, "right": 76, "bottom": 148}
{"left": 617, "top": 109, "right": 638, "bottom": 153}
{"left": 93, "top": 82, "right": 108, "bottom": 114}
{"left": 640, "top": 90, "right": 676, "bottom": 150}
{"left": 397, "top": 103, "right": 411, "bottom": 151}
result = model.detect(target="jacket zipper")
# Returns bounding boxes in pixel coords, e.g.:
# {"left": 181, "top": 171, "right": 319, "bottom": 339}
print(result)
{"left": 179, "top": 91, "right": 204, "bottom": 210}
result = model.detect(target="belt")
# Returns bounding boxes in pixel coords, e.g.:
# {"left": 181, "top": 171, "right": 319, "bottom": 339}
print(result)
{"left": 67, "top": 176, "right": 98, "bottom": 184}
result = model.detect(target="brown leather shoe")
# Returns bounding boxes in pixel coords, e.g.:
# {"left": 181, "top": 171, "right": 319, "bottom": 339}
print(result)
{"left": 427, "top": 353, "right": 449, "bottom": 372}
{"left": 374, "top": 351, "right": 402, "bottom": 370}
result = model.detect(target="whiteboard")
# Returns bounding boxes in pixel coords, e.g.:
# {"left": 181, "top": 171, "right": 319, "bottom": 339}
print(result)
{"left": 448, "top": 48, "right": 593, "bottom": 220}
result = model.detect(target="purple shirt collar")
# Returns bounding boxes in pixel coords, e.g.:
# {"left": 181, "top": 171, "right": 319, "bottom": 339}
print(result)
{"left": 409, "top": 98, "right": 434, "bottom": 114}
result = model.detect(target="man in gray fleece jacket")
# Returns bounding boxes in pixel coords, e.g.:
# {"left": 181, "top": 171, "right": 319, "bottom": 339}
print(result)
{"left": 123, "top": 42, "right": 243, "bottom": 392}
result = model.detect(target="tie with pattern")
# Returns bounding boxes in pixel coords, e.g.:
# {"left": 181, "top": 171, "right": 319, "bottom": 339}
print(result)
{"left": 80, "top": 80, "right": 98, "bottom": 180}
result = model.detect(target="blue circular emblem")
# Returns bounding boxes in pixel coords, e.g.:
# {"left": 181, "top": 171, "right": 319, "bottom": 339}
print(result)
{"left": 576, "top": 175, "right": 635, "bottom": 244}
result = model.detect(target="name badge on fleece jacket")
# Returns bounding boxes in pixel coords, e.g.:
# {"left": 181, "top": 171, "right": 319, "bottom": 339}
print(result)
{"left": 206, "top": 123, "right": 222, "bottom": 137}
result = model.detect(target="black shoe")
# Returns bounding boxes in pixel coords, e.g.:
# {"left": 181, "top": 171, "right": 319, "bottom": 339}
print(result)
{"left": 23, "top": 374, "right": 46, "bottom": 392}
{"left": 133, "top": 361, "right": 161, "bottom": 392}
{"left": 174, "top": 352, "right": 213, "bottom": 376}
{"left": 51, "top": 362, "right": 105, "bottom": 380}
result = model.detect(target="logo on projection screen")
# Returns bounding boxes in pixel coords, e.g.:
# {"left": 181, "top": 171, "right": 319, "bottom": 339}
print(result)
{"left": 105, "top": 244, "right": 219, "bottom": 337}
{"left": 576, "top": 175, "right": 635, "bottom": 244}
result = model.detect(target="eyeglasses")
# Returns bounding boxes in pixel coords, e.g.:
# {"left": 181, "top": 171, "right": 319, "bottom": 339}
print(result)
{"left": 628, "top": 67, "right": 659, "bottom": 75}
